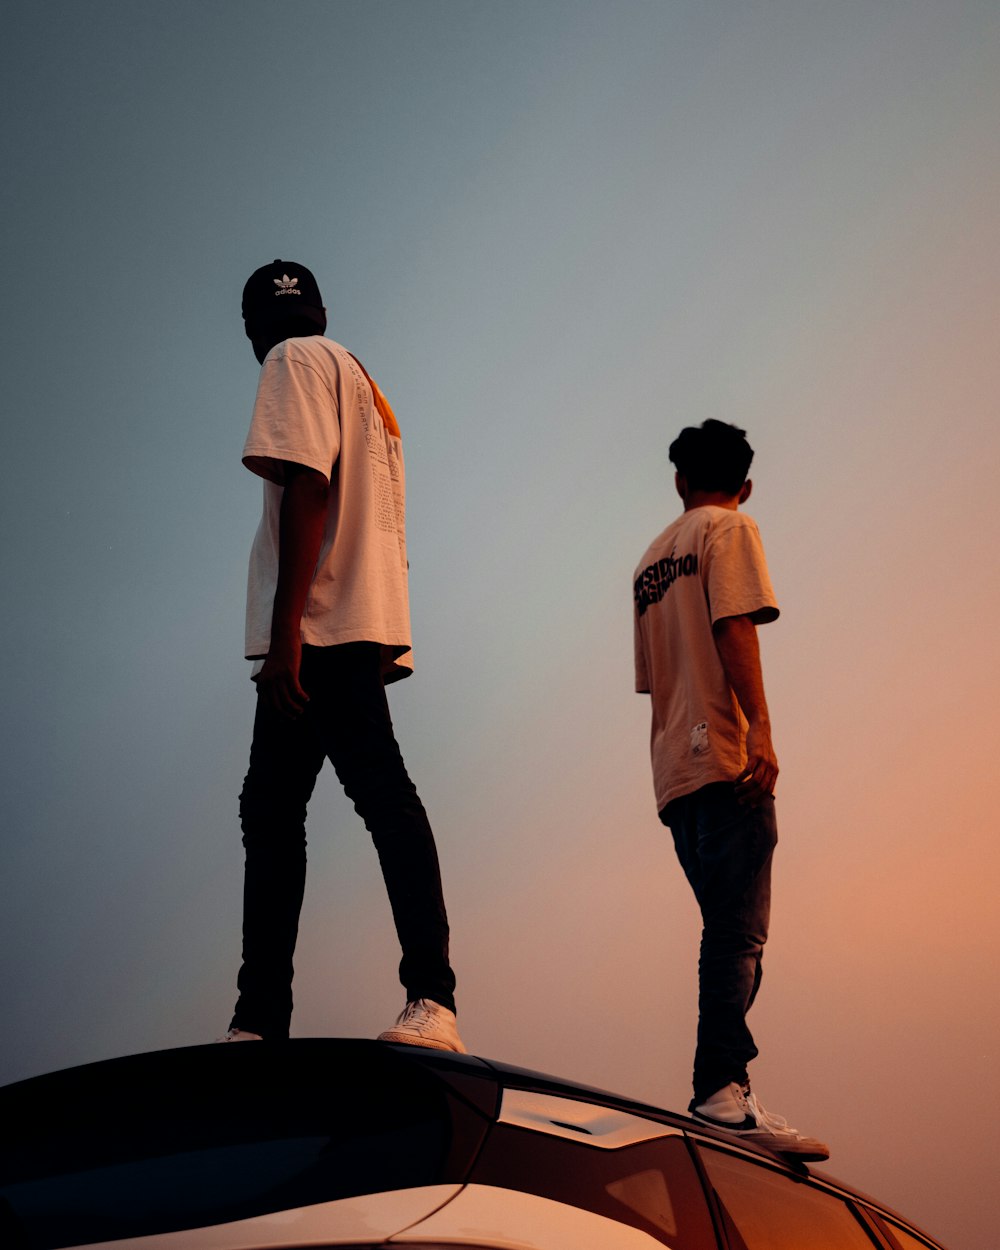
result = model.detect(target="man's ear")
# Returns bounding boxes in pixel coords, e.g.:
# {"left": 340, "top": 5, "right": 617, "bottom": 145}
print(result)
{"left": 675, "top": 471, "right": 688, "bottom": 502}
{"left": 739, "top": 479, "right": 753, "bottom": 505}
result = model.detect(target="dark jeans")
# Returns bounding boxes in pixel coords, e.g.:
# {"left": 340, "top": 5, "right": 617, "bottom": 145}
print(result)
{"left": 230, "top": 642, "right": 456, "bottom": 1040}
{"left": 661, "top": 781, "right": 778, "bottom": 1104}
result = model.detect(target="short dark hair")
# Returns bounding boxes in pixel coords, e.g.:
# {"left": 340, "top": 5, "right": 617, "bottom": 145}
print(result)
{"left": 669, "top": 419, "right": 754, "bottom": 495}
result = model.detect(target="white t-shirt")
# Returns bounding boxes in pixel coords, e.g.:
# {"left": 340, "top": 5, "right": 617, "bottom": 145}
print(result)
{"left": 633, "top": 506, "right": 779, "bottom": 810}
{"left": 243, "top": 336, "right": 413, "bottom": 683}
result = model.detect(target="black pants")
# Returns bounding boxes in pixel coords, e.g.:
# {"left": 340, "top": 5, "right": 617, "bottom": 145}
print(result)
{"left": 230, "top": 642, "right": 456, "bottom": 1039}
{"left": 662, "top": 782, "right": 778, "bottom": 1104}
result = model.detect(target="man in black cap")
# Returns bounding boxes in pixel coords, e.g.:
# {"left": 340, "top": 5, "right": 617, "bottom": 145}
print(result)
{"left": 220, "top": 260, "right": 464, "bottom": 1051}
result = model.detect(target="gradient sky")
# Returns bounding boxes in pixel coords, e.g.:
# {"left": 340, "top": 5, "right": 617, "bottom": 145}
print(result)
{"left": 2, "top": 3, "right": 999, "bottom": 1247}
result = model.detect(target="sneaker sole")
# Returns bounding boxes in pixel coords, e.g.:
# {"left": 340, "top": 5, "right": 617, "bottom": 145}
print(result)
{"left": 376, "top": 1030, "right": 466, "bottom": 1053}
{"left": 739, "top": 1131, "right": 830, "bottom": 1161}
{"left": 691, "top": 1112, "right": 829, "bottom": 1161}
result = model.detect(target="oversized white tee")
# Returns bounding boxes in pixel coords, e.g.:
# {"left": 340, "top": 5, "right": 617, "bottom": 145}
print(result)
{"left": 243, "top": 336, "right": 413, "bottom": 683}
{"left": 633, "top": 506, "right": 779, "bottom": 811}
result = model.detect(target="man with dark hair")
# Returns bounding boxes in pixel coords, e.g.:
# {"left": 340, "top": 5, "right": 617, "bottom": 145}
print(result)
{"left": 633, "top": 420, "right": 827, "bottom": 1159}
{"left": 220, "top": 259, "right": 464, "bottom": 1052}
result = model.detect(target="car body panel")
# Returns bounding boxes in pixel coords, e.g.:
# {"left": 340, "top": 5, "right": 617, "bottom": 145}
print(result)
{"left": 64, "top": 1186, "right": 464, "bottom": 1250}
{"left": 392, "top": 1183, "right": 666, "bottom": 1248}
{"left": 61, "top": 1184, "right": 669, "bottom": 1250}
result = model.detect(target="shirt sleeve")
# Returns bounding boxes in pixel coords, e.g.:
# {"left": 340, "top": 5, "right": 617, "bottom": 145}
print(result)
{"left": 242, "top": 343, "right": 341, "bottom": 484}
{"left": 705, "top": 515, "right": 780, "bottom": 626}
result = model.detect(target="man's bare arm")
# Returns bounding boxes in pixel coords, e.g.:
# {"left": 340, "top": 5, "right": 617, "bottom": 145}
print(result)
{"left": 254, "top": 464, "right": 330, "bottom": 717}
{"left": 712, "top": 614, "right": 778, "bottom": 805}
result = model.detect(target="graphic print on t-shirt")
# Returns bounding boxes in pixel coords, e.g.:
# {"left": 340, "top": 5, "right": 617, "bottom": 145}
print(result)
{"left": 690, "top": 721, "right": 709, "bottom": 755}
{"left": 634, "top": 548, "right": 699, "bottom": 617}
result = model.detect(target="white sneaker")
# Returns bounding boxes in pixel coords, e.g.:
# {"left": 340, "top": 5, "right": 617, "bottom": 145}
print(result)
{"left": 216, "top": 1027, "right": 263, "bottom": 1042}
{"left": 691, "top": 1082, "right": 829, "bottom": 1161}
{"left": 377, "top": 998, "right": 467, "bottom": 1053}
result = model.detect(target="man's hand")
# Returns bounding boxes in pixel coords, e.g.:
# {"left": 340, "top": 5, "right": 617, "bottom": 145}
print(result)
{"left": 735, "top": 720, "right": 778, "bottom": 806}
{"left": 253, "top": 635, "right": 308, "bottom": 718}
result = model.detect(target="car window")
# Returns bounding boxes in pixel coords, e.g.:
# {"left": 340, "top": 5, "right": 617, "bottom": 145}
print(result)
{"left": 0, "top": 1043, "right": 491, "bottom": 1250}
{"left": 698, "top": 1145, "right": 880, "bottom": 1249}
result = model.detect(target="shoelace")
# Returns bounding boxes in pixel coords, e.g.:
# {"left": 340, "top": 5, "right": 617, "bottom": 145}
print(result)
{"left": 745, "top": 1091, "right": 800, "bottom": 1137}
{"left": 395, "top": 998, "right": 440, "bottom": 1035}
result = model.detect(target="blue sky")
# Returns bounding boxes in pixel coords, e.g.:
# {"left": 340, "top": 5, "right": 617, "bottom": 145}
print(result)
{"left": 2, "top": 4, "right": 999, "bottom": 1247}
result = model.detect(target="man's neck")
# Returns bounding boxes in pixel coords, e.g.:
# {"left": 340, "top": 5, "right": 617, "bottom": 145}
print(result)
{"left": 683, "top": 489, "right": 741, "bottom": 512}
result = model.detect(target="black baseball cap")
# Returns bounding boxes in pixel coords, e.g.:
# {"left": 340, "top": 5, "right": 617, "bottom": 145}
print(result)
{"left": 242, "top": 259, "right": 325, "bottom": 326}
